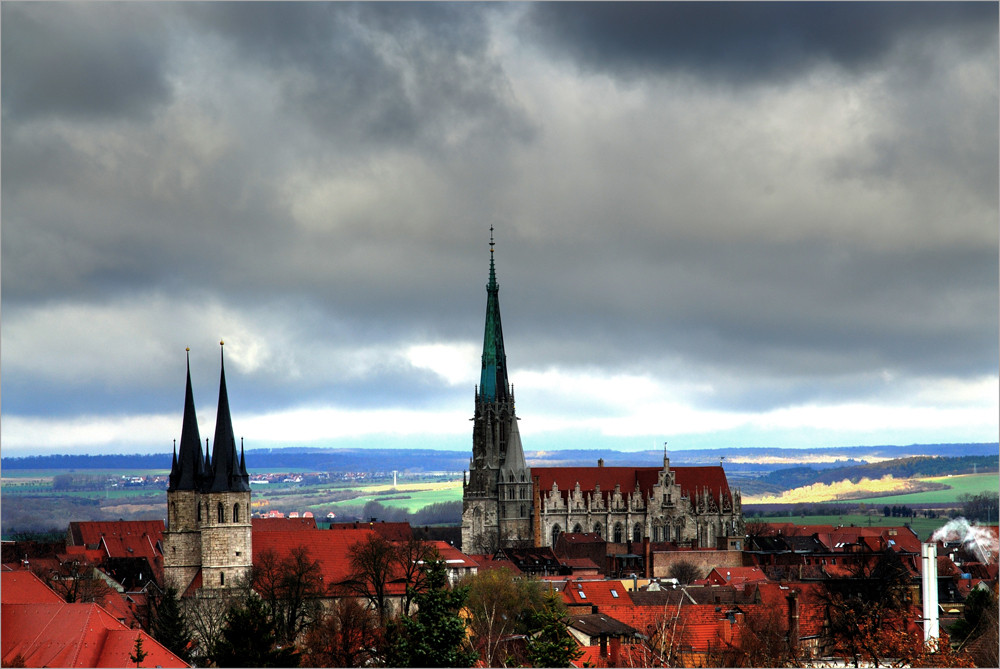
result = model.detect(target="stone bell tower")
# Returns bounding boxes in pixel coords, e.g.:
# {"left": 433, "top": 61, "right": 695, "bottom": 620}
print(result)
{"left": 462, "top": 230, "right": 532, "bottom": 552}
{"left": 163, "top": 343, "right": 252, "bottom": 593}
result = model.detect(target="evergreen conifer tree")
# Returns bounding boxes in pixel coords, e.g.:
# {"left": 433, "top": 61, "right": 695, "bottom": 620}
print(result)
{"left": 213, "top": 595, "right": 299, "bottom": 668}
{"left": 524, "top": 593, "right": 583, "bottom": 668}
{"left": 389, "top": 559, "right": 478, "bottom": 668}
{"left": 150, "top": 586, "right": 191, "bottom": 662}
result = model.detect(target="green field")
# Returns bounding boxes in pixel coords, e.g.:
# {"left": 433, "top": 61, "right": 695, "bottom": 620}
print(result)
{"left": 300, "top": 483, "right": 462, "bottom": 514}
{"left": 850, "top": 473, "right": 999, "bottom": 505}
{"left": 764, "top": 514, "right": 948, "bottom": 541}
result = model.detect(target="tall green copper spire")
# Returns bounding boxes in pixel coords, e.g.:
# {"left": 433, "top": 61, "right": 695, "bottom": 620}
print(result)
{"left": 480, "top": 227, "right": 509, "bottom": 403}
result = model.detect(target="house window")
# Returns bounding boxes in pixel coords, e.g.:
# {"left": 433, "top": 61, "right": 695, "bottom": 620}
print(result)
{"left": 220, "top": 572, "right": 225, "bottom": 586}
{"left": 611, "top": 589, "right": 619, "bottom": 598}
{"left": 218, "top": 502, "right": 225, "bottom": 524}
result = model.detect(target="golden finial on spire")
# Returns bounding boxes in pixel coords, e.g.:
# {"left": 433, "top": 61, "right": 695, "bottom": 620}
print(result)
{"left": 489, "top": 225, "right": 495, "bottom": 253}
{"left": 186, "top": 347, "right": 190, "bottom": 352}
{"left": 220, "top": 339, "right": 224, "bottom": 346}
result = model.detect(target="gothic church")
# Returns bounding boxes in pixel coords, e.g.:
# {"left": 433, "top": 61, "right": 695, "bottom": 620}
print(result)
{"left": 462, "top": 235, "right": 743, "bottom": 552}
{"left": 163, "top": 343, "right": 252, "bottom": 594}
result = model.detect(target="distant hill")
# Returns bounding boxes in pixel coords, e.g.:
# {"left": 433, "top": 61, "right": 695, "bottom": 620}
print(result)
{"left": 3, "top": 442, "right": 996, "bottom": 474}
{"left": 738, "top": 454, "right": 999, "bottom": 496}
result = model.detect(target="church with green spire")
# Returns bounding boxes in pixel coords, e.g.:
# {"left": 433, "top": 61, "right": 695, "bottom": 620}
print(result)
{"left": 462, "top": 230, "right": 534, "bottom": 552}
{"left": 462, "top": 232, "right": 743, "bottom": 554}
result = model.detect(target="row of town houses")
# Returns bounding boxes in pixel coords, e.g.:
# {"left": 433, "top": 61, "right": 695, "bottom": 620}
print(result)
{"left": 3, "top": 517, "right": 996, "bottom": 667}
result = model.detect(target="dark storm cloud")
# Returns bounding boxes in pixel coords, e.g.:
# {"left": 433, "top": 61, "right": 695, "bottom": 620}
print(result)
{"left": 1, "top": 2, "right": 995, "bottom": 451}
{"left": 1, "top": 3, "right": 173, "bottom": 121}
{"left": 523, "top": 2, "right": 996, "bottom": 84}
{"left": 182, "top": 2, "right": 533, "bottom": 153}
{"left": 497, "top": 235, "right": 997, "bottom": 411}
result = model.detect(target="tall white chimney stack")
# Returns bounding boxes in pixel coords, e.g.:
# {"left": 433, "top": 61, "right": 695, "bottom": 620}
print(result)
{"left": 921, "top": 542, "right": 940, "bottom": 642}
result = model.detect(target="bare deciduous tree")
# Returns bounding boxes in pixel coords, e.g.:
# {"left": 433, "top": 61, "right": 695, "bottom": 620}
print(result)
{"left": 302, "top": 598, "right": 382, "bottom": 668}
{"left": 347, "top": 534, "right": 398, "bottom": 622}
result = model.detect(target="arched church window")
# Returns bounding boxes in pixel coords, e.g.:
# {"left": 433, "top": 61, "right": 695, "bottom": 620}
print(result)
{"left": 233, "top": 503, "right": 239, "bottom": 523}
{"left": 218, "top": 502, "right": 224, "bottom": 524}
{"left": 170, "top": 502, "right": 176, "bottom": 526}
{"left": 573, "top": 523, "right": 583, "bottom": 534}
{"left": 613, "top": 522, "right": 623, "bottom": 544}
{"left": 551, "top": 524, "right": 561, "bottom": 547}
{"left": 633, "top": 523, "right": 642, "bottom": 543}
{"left": 653, "top": 525, "right": 661, "bottom": 542}
{"left": 520, "top": 505, "right": 526, "bottom": 517}
{"left": 197, "top": 502, "right": 202, "bottom": 523}
{"left": 593, "top": 523, "right": 602, "bottom": 539}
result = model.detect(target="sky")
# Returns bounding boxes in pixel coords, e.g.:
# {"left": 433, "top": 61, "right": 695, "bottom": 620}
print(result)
{"left": 2, "top": 2, "right": 997, "bottom": 458}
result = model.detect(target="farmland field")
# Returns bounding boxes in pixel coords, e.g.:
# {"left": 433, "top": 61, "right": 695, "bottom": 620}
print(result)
{"left": 270, "top": 479, "right": 463, "bottom": 515}
{"left": 849, "top": 473, "right": 999, "bottom": 505}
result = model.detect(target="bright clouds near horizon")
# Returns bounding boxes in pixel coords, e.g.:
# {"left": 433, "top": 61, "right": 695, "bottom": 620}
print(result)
{"left": 4, "top": 366, "right": 995, "bottom": 454}
{"left": 1, "top": 3, "right": 997, "bottom": 456}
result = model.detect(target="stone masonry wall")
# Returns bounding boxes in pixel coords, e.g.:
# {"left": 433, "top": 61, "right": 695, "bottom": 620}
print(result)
{"left": 164, "top": 489, "right": 202, "bottom": 592}
{"left": 651, "top": 549, "right": 743, "bottom": 580}
{"left": 199, "top": 491, "right": 252, "bottom": 589}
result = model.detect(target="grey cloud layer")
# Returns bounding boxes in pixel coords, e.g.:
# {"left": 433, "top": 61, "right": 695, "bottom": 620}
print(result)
{"left": 2, "top": 2, "right": 996, "bottom": 428}
{"left": 524, "top": 2, "right": 997, "bottom": 84}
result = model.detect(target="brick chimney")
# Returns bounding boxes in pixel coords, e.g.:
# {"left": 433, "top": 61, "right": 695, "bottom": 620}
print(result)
{"left": 609, "top": 637, "right": 620, "bottom": 666}
{"left": 787, "top": 590, "right": 800, "bottom": 651}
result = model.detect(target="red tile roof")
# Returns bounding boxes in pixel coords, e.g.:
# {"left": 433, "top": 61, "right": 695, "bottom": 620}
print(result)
{"left": 2, "top": 602, "right": 188, "bottom": 667}
{"left": 252, "top": 517, "right": 317, "bottom": 531}
{"left": 67, "top": 520, "right": 165, "bottom": 556}
{"left": 466, "top": 553, "right": 522, "bottom": 574}
{"left": 251, "top": 528, "right": 410, "bottom": 595}
{"left": 560, "top": 580, "right": 631, "bottom": 608}
{"left": 1, "top": 571, "right": 64, "bottom": 604}
{"left": 426, "top": 541, "right": 478, "bottom": 569}
{"left": 66, "top": 520, "right": 165, "bottom": 582}
{"left": 328, "top": 521, "right": 413, "bottom": 541}
{"left": 532, "top": 466, "right": 732, "bottom": 506}
{"left": 704, "top": 567, "right": 769, "bottom": 586}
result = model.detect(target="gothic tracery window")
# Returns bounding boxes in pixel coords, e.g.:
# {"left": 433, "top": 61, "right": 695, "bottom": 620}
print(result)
{"left": 217, "top": 502, "right": 224, "bottom": 524}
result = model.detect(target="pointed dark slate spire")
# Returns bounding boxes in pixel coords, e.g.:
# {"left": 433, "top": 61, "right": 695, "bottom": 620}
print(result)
{"left": 169, "top": 440, "right": 179, "bottom": 489}
{"left": 480, "top": 227, "right": 510, "bottom": 403}
{"left": 169, "top": 348, "right": 206, "bottom": 492}
{"left": 209, "top": 341, "right": 251, "bottom": 492}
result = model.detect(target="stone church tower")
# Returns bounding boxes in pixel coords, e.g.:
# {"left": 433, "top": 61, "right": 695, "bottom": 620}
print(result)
{"left": 462, "top": 231, "right": 533, "bottom": 552}
{"left": 163, "top": 343, "right": 252, "bottom": 593}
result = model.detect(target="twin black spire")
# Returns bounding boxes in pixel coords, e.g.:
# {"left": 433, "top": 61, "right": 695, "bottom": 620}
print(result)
{"left": 168, "top": 343, "right": 251, "bottom": 493}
